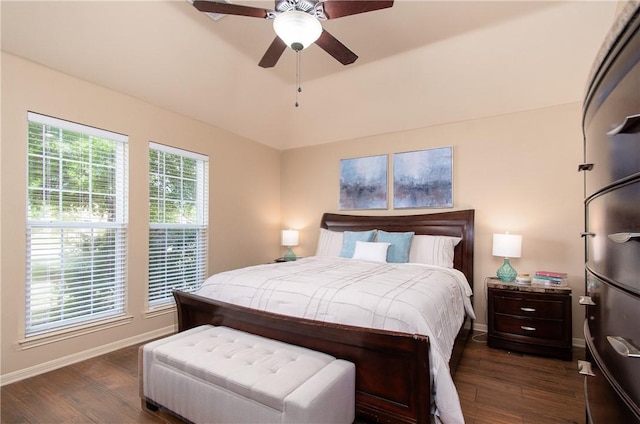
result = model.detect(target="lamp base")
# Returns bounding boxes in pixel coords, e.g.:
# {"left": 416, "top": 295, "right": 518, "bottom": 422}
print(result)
{"left": 497, "top": 258, "right": 517, "bottom": 282}
{"left": 284, "top": 247, "right": 297, "bottom": 261}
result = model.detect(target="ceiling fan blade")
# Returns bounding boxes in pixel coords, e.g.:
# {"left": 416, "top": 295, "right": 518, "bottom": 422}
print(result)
{"left": 321, "top": 0, "right": 394, "bottom": 19}
{"left": 193, "top": 1, "right": 269, "bottom": 18}
{"left": 314, "top": 30, "right": 358, "bottom": 65}
{"left": 259, "top": 37, "right": 287, "bottom": 68}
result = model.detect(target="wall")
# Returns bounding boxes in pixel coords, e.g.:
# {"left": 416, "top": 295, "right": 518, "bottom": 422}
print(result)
{"left": 281, "top": 103, "right": 586, "bottom": 344}
{"left": 0, "top": 53, "right": 281, "bottom": 381}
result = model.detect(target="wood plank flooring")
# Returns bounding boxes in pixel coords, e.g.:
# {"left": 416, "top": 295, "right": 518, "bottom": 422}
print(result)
{"left": 457, "top": 333, "right": 585, "bottom": 424}
{"left": 1, "top": 332, "right": 585, "bottom": 424}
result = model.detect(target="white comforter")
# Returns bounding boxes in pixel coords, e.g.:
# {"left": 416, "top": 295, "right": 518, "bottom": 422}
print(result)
{"left": 196, "top": 256, "right": 475, "bottom": 424}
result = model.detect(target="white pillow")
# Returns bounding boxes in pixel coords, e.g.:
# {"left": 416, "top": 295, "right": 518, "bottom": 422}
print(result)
{"left": 315, "top": 228, "right": 344, "bottom": 257}
{"left": 352, "top": 241, "right": 390, "bottom": 263}
{"left": 409, "top": 235, "right": 462, "bottom": 268}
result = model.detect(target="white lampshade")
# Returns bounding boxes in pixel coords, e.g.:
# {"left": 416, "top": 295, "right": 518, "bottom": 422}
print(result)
{"left": 273, "top": 10, "right": 322, "bottom": 51}
{"left": 492, "top": 233, "right": 522, "bottom": 258}
{"left": 281, "top": 229, "right": 299, "bottom": 247}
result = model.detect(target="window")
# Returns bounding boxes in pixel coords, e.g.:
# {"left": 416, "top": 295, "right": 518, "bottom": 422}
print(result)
{"left": 148, "top": 143, "right": 208, "bottom": 307}
{"left": 26, "top": 112, "right": 128, "bottom": 336}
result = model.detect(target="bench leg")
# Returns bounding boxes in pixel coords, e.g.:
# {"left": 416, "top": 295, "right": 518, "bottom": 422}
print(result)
{"left": 142, "top": 398, "right": 159, "bottom": 412}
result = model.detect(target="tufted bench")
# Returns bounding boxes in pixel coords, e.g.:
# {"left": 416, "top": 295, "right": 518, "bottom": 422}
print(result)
{"left": 139, "top": 325, "right": 355, "bottom": 424}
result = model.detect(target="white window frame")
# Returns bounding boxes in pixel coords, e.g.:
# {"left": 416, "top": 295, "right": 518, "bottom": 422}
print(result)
{"left": 148, "top": 142, "right": 208, "bottom": 308}
{"left": 25, "top": 112, "right": 129, "bottom": 338}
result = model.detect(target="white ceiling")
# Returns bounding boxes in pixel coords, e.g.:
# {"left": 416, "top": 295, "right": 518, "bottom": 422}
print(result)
{"left": 1, "top": 0, "right": 618, "bottom": 150}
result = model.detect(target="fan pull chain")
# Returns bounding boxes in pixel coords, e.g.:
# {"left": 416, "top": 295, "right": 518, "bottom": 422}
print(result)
{"left": 295, "top": 50, "right": 301, "bottom": 107}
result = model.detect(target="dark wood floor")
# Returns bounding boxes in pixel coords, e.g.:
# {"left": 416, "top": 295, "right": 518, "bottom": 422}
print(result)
{"left": 457, "top": 333, "right": 585, "bottom": 424}
{"left": 1, "top": 332, "right": 585, "bottom": 424}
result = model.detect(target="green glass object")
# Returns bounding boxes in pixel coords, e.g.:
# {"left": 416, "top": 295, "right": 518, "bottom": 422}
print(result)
{"left": 284, "top": 247, "right": 297, "bottom": 261}
{"left": 497, "top": 258, "right": 517, "bottom": 282}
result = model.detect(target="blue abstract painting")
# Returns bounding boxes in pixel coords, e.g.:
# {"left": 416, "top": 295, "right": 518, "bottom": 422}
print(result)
{"left": 339, "top": 155, "right": 388, "bottom": 210}
{"left": 393, "top": 147, "right": 453, "bottom": 208}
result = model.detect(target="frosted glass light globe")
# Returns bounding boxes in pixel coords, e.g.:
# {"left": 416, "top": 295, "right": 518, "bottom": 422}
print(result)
{"left": 273, "top": 10, "right": 322, "bottom": 51}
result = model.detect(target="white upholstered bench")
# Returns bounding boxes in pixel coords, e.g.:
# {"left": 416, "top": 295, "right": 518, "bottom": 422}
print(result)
{"left": 139, "top": 325, "right": 355, "bottom": 424}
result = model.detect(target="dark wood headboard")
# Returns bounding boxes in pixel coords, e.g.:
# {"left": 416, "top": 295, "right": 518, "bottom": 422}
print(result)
{"left": 320, "top": 209, "right": 475, "bottom": 291}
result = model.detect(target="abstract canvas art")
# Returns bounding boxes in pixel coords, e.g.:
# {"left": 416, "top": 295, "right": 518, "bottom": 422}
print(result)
{"left": 393, "top": 147, "right": 453, "bottom": 208}
{"left": 339, "top": 155, "right": 388, "bottom": 210}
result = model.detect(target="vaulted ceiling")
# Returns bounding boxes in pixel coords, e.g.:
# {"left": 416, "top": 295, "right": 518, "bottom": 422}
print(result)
{"left": 1, "top": 1, "right": 618, "bottom": 150}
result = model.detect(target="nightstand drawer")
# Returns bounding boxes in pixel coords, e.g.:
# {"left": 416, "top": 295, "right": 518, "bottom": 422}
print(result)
{"left": 494, "top": 314, "right": 565, "bottom": 340}
{"left": 492, "top": 295, "right": 565, "bottom": 320}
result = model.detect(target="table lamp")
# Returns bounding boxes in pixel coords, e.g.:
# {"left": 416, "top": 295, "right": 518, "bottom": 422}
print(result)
{"left": 281, "top": 229, "right": 299, "bottom": 261}
{"left": 492, "top": 233, "right": 522, "bottom": 282}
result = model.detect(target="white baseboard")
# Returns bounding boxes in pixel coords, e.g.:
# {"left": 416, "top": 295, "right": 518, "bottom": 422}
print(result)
{"left": 472, "top": 322, "right": 585, "bottom": 348}
{"left": 1, "top": 324, "right": 176, "bottom": 386}
{"left": 474, "top": 323, "right": 488, "bottom": 332}
{"left": 572, "top": 337, "right": 586, "bottom": 348}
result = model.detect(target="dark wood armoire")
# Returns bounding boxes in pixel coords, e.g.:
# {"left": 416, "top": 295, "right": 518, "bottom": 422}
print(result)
{"left": 580, "top": 3, "right": 640, "bottom": 422}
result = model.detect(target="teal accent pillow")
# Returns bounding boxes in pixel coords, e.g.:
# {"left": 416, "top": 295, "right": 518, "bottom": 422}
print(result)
{"left": 339, "top": 230, "right": 377, "bottom": 258}
{"left": 376, "top": 230, "right": 415, "bottom": 263}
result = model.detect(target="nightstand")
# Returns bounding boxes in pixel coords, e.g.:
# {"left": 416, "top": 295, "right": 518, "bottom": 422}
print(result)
{"left": 274, "top": 257, "right": 302, "bottom": 263}
{"left": 487, "top": 280, "right": 572, "bottom": 360}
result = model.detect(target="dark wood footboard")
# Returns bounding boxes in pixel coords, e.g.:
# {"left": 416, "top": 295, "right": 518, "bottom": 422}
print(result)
{"left": 174, "top": 290, "right": 432, "bottom": 424}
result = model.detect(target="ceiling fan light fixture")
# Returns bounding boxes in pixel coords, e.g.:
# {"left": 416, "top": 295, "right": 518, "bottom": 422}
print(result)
{"left": 273, "top": 10, "right": 322, "bottom": 51}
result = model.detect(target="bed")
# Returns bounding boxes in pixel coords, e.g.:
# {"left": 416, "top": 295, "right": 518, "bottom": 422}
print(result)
{"left": 173, "top": 209, "right": 475, "bottom": 424}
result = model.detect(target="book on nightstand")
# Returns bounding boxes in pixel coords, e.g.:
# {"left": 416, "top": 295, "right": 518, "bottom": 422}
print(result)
{"left": 532, "top": 271, "right": 568, "bottom": 287}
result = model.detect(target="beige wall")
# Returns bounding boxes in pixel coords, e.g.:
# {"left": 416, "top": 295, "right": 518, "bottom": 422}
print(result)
{"left": 281, "top": 103, "right": 586, "bottom": 343}
{"left": 1, "top": 53, "right": 281, "bottom": 380}
{"left": 0, "top": 48, "right": 591, "bottom": 381}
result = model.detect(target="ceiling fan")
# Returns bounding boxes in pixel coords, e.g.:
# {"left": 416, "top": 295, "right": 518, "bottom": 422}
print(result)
{"left": 192, "top": 0, "right": 394, "bottom": 68}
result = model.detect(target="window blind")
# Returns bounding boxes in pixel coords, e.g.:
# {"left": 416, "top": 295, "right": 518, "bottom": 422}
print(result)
{"left": 26, "top": 112, "right": 128, "bottom": 335}
{"left": 148, "top": 142, "right": 208, "bottom": 306}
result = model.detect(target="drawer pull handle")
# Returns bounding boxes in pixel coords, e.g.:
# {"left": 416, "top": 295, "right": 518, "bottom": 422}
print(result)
{"left": 577, "top": 163, "right": 594, "bottom": 171}
{"left": 520, "top": 307, "right": 536, "bottom": 312}
{"left": 607, "top": 232, "right": 640, "bottom": 244}
{"left": 578, "top": 360, "right": 595, "bottom": 377}
{"left": 581, "top": 232, "right": 596, "bottom": 238}
{"left": 607, "top": 114, "right": 640, "bottom": 135}
{"left": 607, "top": 336, "right": 640, "bottom": 358}
{"left": 520, "top": 326, "right": 536, "bottom": 331}
{"left": 579, "top": 296, "right": 596, "bottom": 306}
